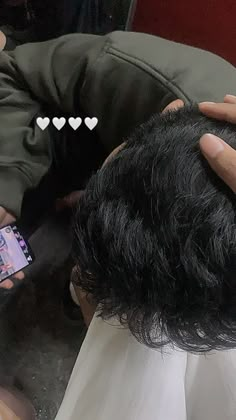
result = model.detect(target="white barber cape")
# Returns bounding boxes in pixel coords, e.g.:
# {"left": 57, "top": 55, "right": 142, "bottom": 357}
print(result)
{"left": 55, "top": 316, "right": 236, "bottom": 420}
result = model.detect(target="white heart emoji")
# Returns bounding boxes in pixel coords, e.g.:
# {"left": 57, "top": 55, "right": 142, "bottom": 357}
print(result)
{"left": 68, "top": 117, "right": 82, "bottom": 131}
{"left": 36, "top": 117, "right": 50, "bottom": 131}
{"left": 84, "top": 117, "right": 98, "bottom": 131}
{"left": 52, "top": 117, "right": 66, "bottom": 131}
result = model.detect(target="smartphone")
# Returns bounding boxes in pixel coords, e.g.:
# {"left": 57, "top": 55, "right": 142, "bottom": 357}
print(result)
{"left": 0, "top": 223, "right": 34, "bottom": 283}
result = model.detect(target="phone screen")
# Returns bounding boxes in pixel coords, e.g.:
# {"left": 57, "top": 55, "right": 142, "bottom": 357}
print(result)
{"left": 0, "top": 224, "right": 34, "bottom": 283}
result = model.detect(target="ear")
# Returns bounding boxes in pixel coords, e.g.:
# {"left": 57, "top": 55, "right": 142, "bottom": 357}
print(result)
{"left": 102, "top": 142, "right": 126, "bottom": 167}
{"left": 162, "top": 99, "right": 185, "bottom": 113}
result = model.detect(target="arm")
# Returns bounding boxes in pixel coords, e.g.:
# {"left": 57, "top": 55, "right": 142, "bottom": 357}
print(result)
{"left": 0, "top": 33, "right": 103, "bottom": 217}
{"left": 0, "top": 31, "right": 166, "bottom": 217}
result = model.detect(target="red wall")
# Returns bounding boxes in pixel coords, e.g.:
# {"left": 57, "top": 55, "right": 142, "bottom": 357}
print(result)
{"left": 132, "top": 0, "right": 236, "bottom": 66}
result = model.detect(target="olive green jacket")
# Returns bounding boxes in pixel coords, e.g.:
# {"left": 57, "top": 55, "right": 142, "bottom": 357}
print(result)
{"left": 0, "top": 31, "right": 236, "bottom": 216}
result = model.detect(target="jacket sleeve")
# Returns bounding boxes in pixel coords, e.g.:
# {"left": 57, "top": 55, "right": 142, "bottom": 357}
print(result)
{"left": 0, "top": 33, "right": 105, "bottom": 217}
{"left": 0, "top": 32, "right": 187, "bottom": 217}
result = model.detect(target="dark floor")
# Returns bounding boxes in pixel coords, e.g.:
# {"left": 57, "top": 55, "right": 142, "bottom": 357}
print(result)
{"left": 0, "top": 215, "right": 86, "bottom": 420}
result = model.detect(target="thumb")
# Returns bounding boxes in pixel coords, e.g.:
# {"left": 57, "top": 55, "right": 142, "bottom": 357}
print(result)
{"left": 200, "top": 134, "right": 236, "bottom": 192}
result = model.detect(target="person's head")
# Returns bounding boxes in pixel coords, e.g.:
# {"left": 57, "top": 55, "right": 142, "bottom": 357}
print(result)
{"left": 73, "top": 104, "right": 236, "bottom": 352}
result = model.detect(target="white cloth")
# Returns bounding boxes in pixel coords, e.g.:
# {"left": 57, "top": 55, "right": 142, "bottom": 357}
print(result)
{"left": 55, "top": 316, "right": 236, "bottom": 420}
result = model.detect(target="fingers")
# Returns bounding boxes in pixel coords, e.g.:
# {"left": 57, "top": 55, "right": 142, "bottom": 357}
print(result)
{"left": 13, "top": 271, "right": 25, "bottom": 280}
{"left": 162, "top": 99, "right": 185, "bottom": 113}
{"left": 1, "top": 214, "right": 15, "bottom": 227}
{"left": 0, "top": 207, "right": 15, "bottom": 228}
{"left": 0, "top": 271, "right": 25, "bottom": 289}
{"left": 199, "top": 102, "right": 236, "bottom": 124}
{"left": 0, "top": 279, "right": 14, "bottom": 289}
{"left": 200, "top": 134, "right": 236, "bottom": 192}
{"left": 199, "top": 94, "right": 236, "bottom": 191}
{"left": 224, "top": 94, "right": 236, "bottom": 104}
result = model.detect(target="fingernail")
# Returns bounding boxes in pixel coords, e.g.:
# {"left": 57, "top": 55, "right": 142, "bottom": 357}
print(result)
{"left": 225, "top": 94, "right": 236, "bottom": 99}
{"left": 199, "top": 102, "right": 215, "bottom": 106}
{"left": 200, "top": 134, "right": 225, "bottom": 158}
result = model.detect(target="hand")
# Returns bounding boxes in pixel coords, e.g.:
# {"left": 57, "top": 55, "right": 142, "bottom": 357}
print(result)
{"left": 199, "top": 95, "right": 236, "bottom": 192}
{"left": 0, "top": 206, "right": 15, "bottom": 227}
{"left": 0, "top": 206, "right": 24, "bottom": 290}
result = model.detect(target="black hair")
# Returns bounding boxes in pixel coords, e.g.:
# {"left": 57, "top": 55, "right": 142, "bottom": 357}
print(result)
{"left": 73, "top": 105, "right": 236, "bottom": 352}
